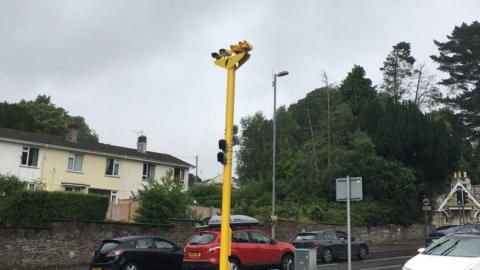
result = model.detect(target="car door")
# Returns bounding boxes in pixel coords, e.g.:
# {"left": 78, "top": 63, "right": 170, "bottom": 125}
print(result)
{"left": 153, "top": 238, "right": 182, "bottom": 270}
{"left": 135, "top": 237, "right": 156, "bottom": 270}
{"left": 231, "top": 231, "right": 256, "bottom": 267}
{"left": 323, "top": 230, "right": 342, "bottom": 257}
{"left": 335, "top": 231, "right": 349, "bottom": 257}
{"left": 248, "top": 231, "right": 278, "bottom": 266}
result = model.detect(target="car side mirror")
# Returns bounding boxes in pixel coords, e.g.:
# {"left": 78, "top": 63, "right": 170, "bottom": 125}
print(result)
{"left": 417, "top": 248, "right": 425, "bottom": 253}
{"left": 270, "top": 239, "right": 277, "bottom": 245}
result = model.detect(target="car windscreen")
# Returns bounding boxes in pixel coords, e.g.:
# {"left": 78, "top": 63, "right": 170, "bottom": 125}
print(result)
{"left": 99, "top": 241, "right": 120, "bottom": 252}
{"left": 294, "top": 233, "right": 317, "bottom": 241}
{"left": 424, "top": 236, "right": 480, "bottom": 257}
{"left": 189, "top": 233, "right": 217, "bottom": 245}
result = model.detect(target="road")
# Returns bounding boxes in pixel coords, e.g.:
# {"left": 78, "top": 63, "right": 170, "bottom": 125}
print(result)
{"left": 56, "top": 243, "right": 422, "bottom": 270}
{"left": 317, "top": 243, "right": 421, "bottom": 270}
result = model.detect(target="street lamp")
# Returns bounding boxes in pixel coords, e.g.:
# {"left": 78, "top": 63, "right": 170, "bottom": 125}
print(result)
{"left": 272, "top": 70, "right": 289, "bottom": 239}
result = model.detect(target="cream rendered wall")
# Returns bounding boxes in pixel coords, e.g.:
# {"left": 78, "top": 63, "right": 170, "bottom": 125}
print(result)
{"left": 41, "top": 148, "right": 122, "bottom": 193}
{"left": 119, "top": 161, "right": 185, "bottom": 199}
{"left": 0, "top": 141, "right": 44, "bottom": 183}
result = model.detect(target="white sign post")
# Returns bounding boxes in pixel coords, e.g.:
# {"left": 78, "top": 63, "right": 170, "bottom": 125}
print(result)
{"left": 336, "top": 176, "right": 362, "bottom": 270}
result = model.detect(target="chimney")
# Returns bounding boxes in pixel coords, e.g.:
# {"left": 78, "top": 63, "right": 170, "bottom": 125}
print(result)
{"left": 137, "top": 135, "right": 147, "bottom": 153}
{"left": 66, "top": 123, "right": 79, "bottom": 142}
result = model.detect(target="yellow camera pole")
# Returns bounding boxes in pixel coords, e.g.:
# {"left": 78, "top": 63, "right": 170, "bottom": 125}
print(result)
{"left": 211, "top": 41, "right": 252, "bottom": 270}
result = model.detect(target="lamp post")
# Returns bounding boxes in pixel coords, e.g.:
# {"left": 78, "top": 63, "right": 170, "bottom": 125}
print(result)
{"left": 272, "top": 70, "right": 289, "bottom": 239}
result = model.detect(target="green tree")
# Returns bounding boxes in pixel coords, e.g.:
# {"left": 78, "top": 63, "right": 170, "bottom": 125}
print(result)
{"left": 14, "top": 95, "right": 99, "bottom": 142}
{"left": 339, "top": 65, "right": 377, "bottom": 115}
{"left": 188, "top": 184, "right": 222, "bottom": 208}
{"left": 431, "top": 21, "right": 480, "bottom": 141}
{"left": 380, "top": 42, "right": 416, "bottom": 101}
{"left": 135, "top": 170, "right": 193, "bottom": 224}
{"left": 0, "top": 103, "right": 35, "bottom": 131}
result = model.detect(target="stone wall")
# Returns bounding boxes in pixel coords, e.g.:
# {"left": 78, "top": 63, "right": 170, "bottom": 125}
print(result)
{"left": 0, "top": 220, "right": 424, "bottom": 269}
{"left": 0, "top": 220, "right": 196, "bottom": 270}
{"left": 267, "top": 220, "right": 426, "bottom": 244}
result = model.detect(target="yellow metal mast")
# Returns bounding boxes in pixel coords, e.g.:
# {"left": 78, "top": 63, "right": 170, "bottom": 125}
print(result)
{"left": 211, "top": 41, "right": 252, "bottom": 270}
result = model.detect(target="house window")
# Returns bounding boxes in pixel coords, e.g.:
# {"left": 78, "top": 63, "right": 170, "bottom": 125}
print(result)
{"left": 25, "top": 183, "right": 36, "bottom": 191}
{"left": 65, "top": 187, "right": 82, "bottom": 192}
{"left": 174, "top": 167, "right": 185, "bottom": 181}
{"left": 67, "top": 153, "right": 84, "bottom": 172}
{"left": 21, "top": 147, "right": 39, "bottom": 167}
{"left": 110, "top": 191, "right": 117, "bottom": 204}
{"left": 142, "top": 163, "right": 155, "bottom": 180}
{"left": 105, "top": 158, "right": 119, "bottom": 176}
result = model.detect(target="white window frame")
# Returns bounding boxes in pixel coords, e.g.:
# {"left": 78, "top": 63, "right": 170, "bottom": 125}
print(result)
{"left": 67, "top": 153, "right": 84, "bottom": 172}
{"left": 142, "top": 163, "right": 155, "bottom": 181}
{"left": 110, "top": 191, "right": 118, "bottom": 204}
{"left": 105, "top": 158, "right": 120, "bottom": 176}
{"left": 25, "top": 183, "right": 36, "bottom": 191}
{"left": 21, "top": 146, "right": 39, "bottom": 167}
{"left": 174, "top": 167, "right": 185, "bottom": 181}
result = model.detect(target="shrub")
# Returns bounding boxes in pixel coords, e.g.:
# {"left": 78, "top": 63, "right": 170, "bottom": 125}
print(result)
{"left": 1, "top": 190, "right": 109, "bottom": 226}
{"left": 135, "top": 170, "right": 194, "bottom": 224}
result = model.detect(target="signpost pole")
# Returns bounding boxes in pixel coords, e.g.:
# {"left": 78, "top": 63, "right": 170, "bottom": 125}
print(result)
{"left": 347, "top": 176, "right": 351, "bottom": 270}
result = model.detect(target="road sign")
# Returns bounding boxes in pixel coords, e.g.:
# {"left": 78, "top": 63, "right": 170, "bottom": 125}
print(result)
{"left": 422, "top": 198, "right": 431, "bottom": 206}
{"left": 336, "top": 176, "right": 362, "bottom": 270}
{"left": 336, "top": 177, "right": 363, "bottom": 201}
{"left": 422, "top": 205, "right": 432, "bottom": 211}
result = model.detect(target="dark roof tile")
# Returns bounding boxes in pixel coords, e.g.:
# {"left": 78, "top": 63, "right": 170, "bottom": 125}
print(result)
{"left": 0, "top": 127, "right": 192, "bottom": 168}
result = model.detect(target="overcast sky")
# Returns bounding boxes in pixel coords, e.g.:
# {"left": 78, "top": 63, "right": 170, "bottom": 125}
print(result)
{"left": 1, "top": 0, "right": 479, "bottom": 179}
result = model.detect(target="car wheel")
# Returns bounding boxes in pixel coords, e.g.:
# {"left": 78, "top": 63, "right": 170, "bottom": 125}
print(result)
{"left": 229, "top": 258, "right": 241, "bottom": 270}
{"left": 123, "top": 262, "right": 140, "bottom": 270}
{"left": 280, "top": 254, "right": 294, "bottom": 270}
{"left": 357, "top": 245, "right": 368, "bottom": 260}
{"left": 322, "top": 248, "right": 333, "bottom": 263}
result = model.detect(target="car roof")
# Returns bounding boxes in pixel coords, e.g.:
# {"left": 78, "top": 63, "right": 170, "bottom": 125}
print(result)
{"left": 109, "top": 236, "right": 167, "bottom": 242}
{"left": 299, "top": 229, "right": 332, "bottom": 235}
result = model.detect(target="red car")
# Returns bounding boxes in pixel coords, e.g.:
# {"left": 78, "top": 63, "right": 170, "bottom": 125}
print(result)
{"left": 182, "top": 228, "right": 294, "bottom": 270}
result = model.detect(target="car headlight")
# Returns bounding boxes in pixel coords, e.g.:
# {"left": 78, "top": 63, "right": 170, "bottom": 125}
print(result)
{"left": 402, "top": 266, "right": 412, "bottom": 270}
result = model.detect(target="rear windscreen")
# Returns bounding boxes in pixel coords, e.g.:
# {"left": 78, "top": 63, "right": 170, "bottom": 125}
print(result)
{"left": 294, "top": 234, "right": 317, "bottom": 241}
{"left": 99, "top": 241, "right": 120, "bottom": 252}
{"left": 189, "top": 233, "right": 217, "bottom": 245}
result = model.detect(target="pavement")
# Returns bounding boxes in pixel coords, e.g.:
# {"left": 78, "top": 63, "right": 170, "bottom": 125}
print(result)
{"left": 55, "top": 242, "right": 423, "bottom": 270}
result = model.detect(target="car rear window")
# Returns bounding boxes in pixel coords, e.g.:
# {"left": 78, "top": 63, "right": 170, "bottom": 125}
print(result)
{"left": 99, "top": 241, "right": 120, "bottom": 252}
{"left": 189, "top": 233, "right": 217, "bottom": 245}
{"left": 294, "top": 233, "right": 317, "bottom": 241}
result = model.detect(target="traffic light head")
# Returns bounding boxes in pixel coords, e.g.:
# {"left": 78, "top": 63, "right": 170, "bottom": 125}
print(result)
{"left": 464, "top": 191, "right": 469, "bottom": 204}
{"left": 211, "top": 52, "right": 221, "bottom": 60}
{"left": 217, "top": 139, "right": 227, "bottom": 165}
{"left": 218, "top": 139, "right": 227, "bottom": 152}
{"left": 217, "top": 152, "right": 226, "bottom": 165}
{"left": 456, "top": 189, "right": 464, "bottom": 206}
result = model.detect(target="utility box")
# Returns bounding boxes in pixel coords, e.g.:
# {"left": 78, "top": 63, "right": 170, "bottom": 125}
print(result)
{"left": 294, "top": 248, "right": 317, "bottom": 270}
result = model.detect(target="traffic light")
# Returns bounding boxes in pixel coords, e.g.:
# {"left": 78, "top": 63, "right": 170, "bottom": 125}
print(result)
{"left": 456, "top": 189, "right": 464, "bottom": 206}
{"left": 233, "top": 125, "right": 239, "bottom": 146}
{"left": 463, "top": 191, "right": 469, "bottom": 204}
{"left": 217, "top": 139, "right": 227, "bottom": 165}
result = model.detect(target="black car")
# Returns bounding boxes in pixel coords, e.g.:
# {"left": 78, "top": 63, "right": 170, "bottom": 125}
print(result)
{"left": 90, "top": 236, "right": 183, "bottom": 270}
{"left": 425, "top": 224, "right": 480, "bottom": 247}
{"left": 292, "top": 229, "right": 369, "bottom": 263}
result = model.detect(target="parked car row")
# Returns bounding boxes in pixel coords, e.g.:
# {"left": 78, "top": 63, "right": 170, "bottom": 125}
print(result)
{"left": 402, "top": 223, "right": 480, "bottom": 270}
{"left": 90, "top": 215, "right": 369, "bottom": 270}
{"left": 404, "top": 232, "right": 480, "bottom": 270}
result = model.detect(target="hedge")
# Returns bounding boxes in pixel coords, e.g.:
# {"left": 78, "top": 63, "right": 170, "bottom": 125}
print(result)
{"left": 0, "top": 191, "right": 109, "bottom": 226}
